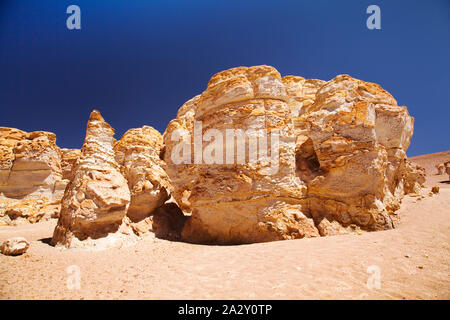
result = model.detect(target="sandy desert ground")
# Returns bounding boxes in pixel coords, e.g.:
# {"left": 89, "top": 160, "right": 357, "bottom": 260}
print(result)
{"left": 0, "top": 151, "right": 449, "bottom": 300}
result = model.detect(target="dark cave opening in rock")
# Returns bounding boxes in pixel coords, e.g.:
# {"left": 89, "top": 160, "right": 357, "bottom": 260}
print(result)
{"left": 295, "top": 137, "right": 321, "bottom": 183}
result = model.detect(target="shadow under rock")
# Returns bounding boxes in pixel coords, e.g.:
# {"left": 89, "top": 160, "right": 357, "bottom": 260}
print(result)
{"left": 151, "top": 202, "right": 188, "bottom": 242}
{"left": 38, "top": 237, "right": 54, "bottom": 246}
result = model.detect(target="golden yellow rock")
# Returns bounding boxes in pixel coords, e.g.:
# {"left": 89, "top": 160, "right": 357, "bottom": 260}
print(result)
{"left": 114, "top": 125, "right": 175, "bottom": 234}
{"left": 282, "top": 76, "right": 325, "bottom": 118}
{"left": 0, "top": 127, "right": 68, "bottom": 225}
{"left": 60, "top": 148, "right": 81, "bottom": 180}
{"left": 303, "top": 74, "right": 417, "bottom": 234}
{"left": 404, "top": 161, "right": 426, "bottom": 194}
{"left": 51, "top": 110, "right": 134, "bottom": 249}
{"left": 1, "top": 65, "right": 427, "bottom": 247}
{"left": 164, "top": 66, "right": 318, "bottom": 244}
{"left": 163, "top": 66, "right": 424, "bottom": 243}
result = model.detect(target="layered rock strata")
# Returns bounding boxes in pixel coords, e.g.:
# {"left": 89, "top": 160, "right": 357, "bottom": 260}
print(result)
{"left": 51, "top": 111, "right": 134, "bottom": 248}
{"left": 60, "top": 148, "right": 81, "bottom": 180}
{"left": 164, "top": 66, "right": 424, "bottom": 243}
{"left": 0, "top": 128, "right": 68, "bottom": 225}
{"left": 164, "top": 66, "right": 320, "bottom": 243}
{"left": 297, "top": 75, "right": 419, "bottom": 234}
{"left": 2, "top": 65, "right": 427, "bottom": 247}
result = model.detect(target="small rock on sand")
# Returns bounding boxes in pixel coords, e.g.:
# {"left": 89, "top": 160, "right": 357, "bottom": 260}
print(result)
{"left": 0, "top": 237, "right": 30, "bottom": 256}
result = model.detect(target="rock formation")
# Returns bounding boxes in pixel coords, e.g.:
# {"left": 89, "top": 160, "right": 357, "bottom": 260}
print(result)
{"left": 60, "top": 148, "right": 81, "bottom": 180}
{"left": 114, "top": 126, "right": 181, "bottom": 236}
{"left": 2, "top": 65, "right": 427, "bottom": 247}
{"left": 297, "top": 75, "right": 418, "bottom": 234}
{"left": 50, "top": 112, "right": 185, "bottom": 247}
{"left": 404, "top": 161, "right": 426, "bottom": 194}
{"left": 164, "top": 66, "right": 320, "bottom": 244}
{"left": 0, "top": 198, "right": 60, "bottom": 226}
{"left": 162, "top": 95, "right": 199, "bottom": 214}
{"left": 0, "top": 127, "right": 68, "bottom": 225}
{"left": 51, "top": 110, "right": 135, "bottom": 248}
{"left": 164, "top": 66, "right": 424, "bottom": 243}
{"left": 435, "top": 163, "right": 445, "bottom": 175}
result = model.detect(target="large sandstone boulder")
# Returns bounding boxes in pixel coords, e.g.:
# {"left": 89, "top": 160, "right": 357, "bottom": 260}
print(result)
{"left": 51, "top": 110, "right": 134, "bottom": 248}
{"left": 164, "top": 66, "right": 424, "bottom": 244}
{"left": 299, "top": 75, "right": 416, "bottom": 234}
{"left": 0, "top": 128, "right": 66, "bottom": 200}
{"left": 0, "top": 128, "right": 68, "bottom": 225}
{"left": 2, "top": 65, "right": 427, "bottom": 246}
{"left": 162, "top": 95, "right": 199, "bottom": 213}
{"left": 164, "top": 66, "right": 319, "bottom": 244}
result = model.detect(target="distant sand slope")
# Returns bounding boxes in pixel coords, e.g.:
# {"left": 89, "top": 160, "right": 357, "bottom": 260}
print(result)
{"left": 410, "top": 150, "right": 450, "bottom": 188}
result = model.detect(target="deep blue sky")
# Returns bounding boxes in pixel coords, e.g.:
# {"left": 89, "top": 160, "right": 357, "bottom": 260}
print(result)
{"left": 0, "top": 0, "right": 449, "bottom": 156}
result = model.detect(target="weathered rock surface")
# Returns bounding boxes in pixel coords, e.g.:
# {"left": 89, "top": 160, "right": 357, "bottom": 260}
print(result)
{"left": 60, "top": 148, "right": 81, "bottom": 180}
{"left": 114, "top": 126, "right": 175, "bottom": 235}
{"left": 0, "top": 128, "right": 66, "bottom": 200}
{"left": 435, "top": 163, "right": 445, "bottom": 175}
{"left": 164, "top": 66, "right": 319, "bottom": 244}
{"left": 0, "top": 127, "right": 68, "bottom": 225}
{"left": 162, "top": 95, "right": 199, "bottom": 213}
{"left": 299, "top": 74, "right": 418, "bottom": 234}
{"left": 164, "top": 66, "right": 424, "bottom": 243}
{"left": 0, "top": 237, "right": 30, "bottom": 255}
{"left": 1, "top": 65, "right": 428, "bottom": 246}
{"left": 404, "top": 161, "right": 426, "bottom": 194}
{"left": 282, "top": 76, "right": 325, "bottom": 119}
{"left": 0, "top": 198, "right": 60, "bottom": 226}
{"left": 114, "top": 126, "right": 171, "bottom": 219}
{"left": 51, "top": 110, "right": 135, "bottom": 248}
